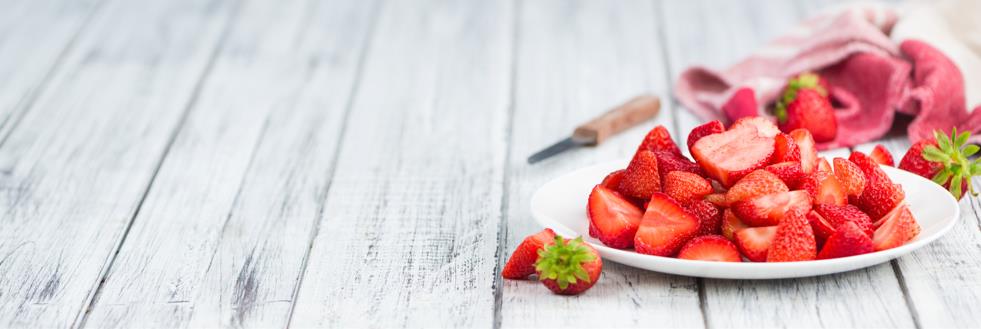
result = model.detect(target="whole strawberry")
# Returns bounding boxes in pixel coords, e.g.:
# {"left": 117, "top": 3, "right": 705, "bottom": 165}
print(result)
{"left": 774, "top": 73, "right": 837, "bottom": 142}
{"left": 536, "top": 236, "right": 602, "bottom": 295}
{"left": 899, "top": 128, "right": 980, "bottom": 200}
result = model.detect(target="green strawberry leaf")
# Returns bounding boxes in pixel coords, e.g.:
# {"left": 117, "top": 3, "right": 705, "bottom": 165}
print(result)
{"left": 534, "top": 236, "right": 595, "bottom": 290}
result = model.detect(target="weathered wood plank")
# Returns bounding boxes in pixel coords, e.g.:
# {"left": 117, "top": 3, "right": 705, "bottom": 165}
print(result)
{"left": 80, "top": 0, "right": 379, "bottom": 328}
{"left": 499, "top": 1, "right": 703, "bottom": 327}
{"left": 659, "top": 1, "right": 914, "bottom": 327}
{"left": 0, "top": 0, "right": 103, "bottom": 140}
{"left": 288, "top": 0, "right": 513, "bottom": 327}
{"left": 0, "top": 0, "right": 240, "bottom": 327}
{"left": 856, "top": 137, "right": 981, "bottom": 328}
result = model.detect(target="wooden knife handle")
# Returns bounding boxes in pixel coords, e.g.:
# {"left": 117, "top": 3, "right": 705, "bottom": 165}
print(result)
{"left": 572, "top": 95, "right": 661, "bottom": 145}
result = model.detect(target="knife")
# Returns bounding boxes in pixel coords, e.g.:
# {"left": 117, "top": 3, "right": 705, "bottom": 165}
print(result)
{"left": 527, "top": 95, "right": 661, "bottom": 164}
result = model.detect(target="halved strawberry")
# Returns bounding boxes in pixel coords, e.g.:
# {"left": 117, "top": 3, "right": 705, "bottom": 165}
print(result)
{"left": 685, "top": 199, "right": 722, "bottom": 236}
{"left": 634, "top": 193, "right": 700, "bottom": 257}
{"left": 814, "top": 203, "right": 874, "bottom": 237}
{"left": 587, "top": 185, "right": 643, "bottom": 249}
{"left": 816, "top": 157, "right": 832, "bottom": 173}
{"left": 734, "top": 226, "right": 777, "bottom": 262}
{"left": 767, "top": 209, "right": 817, "bottom": 262}
{"left": 807, "top": 210, "right": 835, "bottom": 246}
{"left": 704, "top": 193, "right": 728, "bottom": 208}
{"left": 600, "top": 169, "right": 626, "bottom": 190}
{"left": 691, "top": 121, "right": 777, "bottom": 187}
{"left": 687, "top": 120, "right": 725, "bottom": 152}
{"left": 677, "top": 235, "right": 742, "bottom": 262}
{"left": 789, "top": 129, "right": 818, "bottom": 174}
{"left": 799, "top": 170, "right": 847, "bottom": 206}
{"left": 817, "top": 221, "right": 874, "bottom": 259}
{"left": 850, "top": 151, "right": 905, "bottom": 220}
{"left": 773, "top": 133, "right": 801, "bottom": 162}
{"left": 765, "top": 161, "right": 803, "bottom": 188}
{"left": 869, "top": 144, "right": 895, "bottom": 166}
{"left": 833, "top": 158, "right": 866, "bottom": 197}
{"left": 536, "top": 236, "right": 602, "bottom": 295}
{"left": 618, "top": 150, "right": 661, "bottom": 199}
{"left": 725, "top": 170, "right": 788, "bottom": 205}
{"left": 502, "top": 228, "right": 556, "bottom": 279}
{"left": 637, "top": 125, "right": 681, "bottom": 155}
{"left": 731, "top": 190, "right": 812, "bottom": 227}
{"left": 654, "top": 150, "right": 704, "bottom": 183}
{"left": 664, "top": 171, "right": 712, "bottom": 204}
{"left": 872, "top": 204, "right": 920, "bottom": 251}
{"left": 730, "top": 117, "right": 781, "bottom": 138}
{"left": 721, "top": 209, "right": 748, "bottom": 241}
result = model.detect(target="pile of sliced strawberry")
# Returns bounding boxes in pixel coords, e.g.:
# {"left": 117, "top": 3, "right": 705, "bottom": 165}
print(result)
{"left": 583, "top": 120, "right": 921, "bottom": 262}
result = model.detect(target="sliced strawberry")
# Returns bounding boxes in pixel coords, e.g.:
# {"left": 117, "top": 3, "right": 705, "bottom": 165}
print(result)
{"left": 587, "top": 185, "right": 643, "bottom": 249}
{"left": 634, "top": 193, "right": 700, "bottom": 257}
{"left": 767, "top": 210, "right": 817, "bottom": 262}
{"left": 765, "top": 161, "right": 803, "bottom": 188}
{"left": 816, "top": 157, "right": 832, "bottom": 173}
{"left": 833, "top": 158, "right": 866, "bottom": 197}
{"left": 814, "top": 203, "right": 874, "bottom": 237}
{"left": 789, "top": 129, "right": 818, "bottom": 174}
{"left": 773, "top": 133, "right": 801, "bottom": 162}
{"left": 704, "top": 193, "right": 728, "bottom": 208}
{"left": 536, "top": 236, "right": 602, "bottom": 295}
{"left": 817, "top": 221, "right": 874, "bottom": 259}
{"left": 731, "top": 190, "right": 812, "bottom": 227}
{"left": 502, "top": 228, "right": 556, "bottom": 279}
{"left": 637, "top": 125, "right": 681, "bottom": 156}
{"left": 600, "top": 169, "right": 626, "bottom": 190}
{"left": 691, "top": 122, "right": 777, "bottom": 187}
{"left": 734, "top": 226, "right": 778, "bottom": 262}
{"left": 799, "top": 170, "right": 847, "bottom": 206}
{"left": 677, "top": 235, "right": 742, "bottom": 262}
{"left": 721, "top": 87, "right": 758, "bottom": 122}
{"left": 807, "top": 210, "right": 836, "bottom": 246}
{"left": 850, "top": 151, "right": 905, "bottom": 220}
{"left": 872, "top": 204, "right": 920, "bottom": 251}
{"left": 685, "top": 199, "right": 722, "bottom": 236}
{"left": 730, "top": 117, "right": 781, "bottom": 138}
{"left": 725, "top": 170, "right": 788, "bottom": 205}
{"left": 869, "top": 144, "right": 895, "bottom": 166}
{"left": 687, "top": 120, "right": 725, "bottom": 152}
{"left": 653, "top": 150, "right": 704, "bottom": 184}
{"left": 664, "top": 171, "right": 712, "bottom": 204}
{"left": 618, "top": 150, "right": 661, "bottom": 200}
{"left": 721, "top": 209, "right": 748, "bottom": 241}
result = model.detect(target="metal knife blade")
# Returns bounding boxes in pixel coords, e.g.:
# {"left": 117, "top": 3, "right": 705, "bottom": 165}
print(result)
{"left": 527, "top": 137, "right": 588, "bottom": 164}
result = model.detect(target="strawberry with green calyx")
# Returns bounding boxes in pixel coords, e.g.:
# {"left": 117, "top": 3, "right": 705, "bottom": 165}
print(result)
{"left": 535, "top": 236, "right": 602, "bottom": 295}
{"left": 773, "top": 73, "right": 837, "bottom": 142}
{"left": 900, "top": 128, "right": 981, "bottom": 200}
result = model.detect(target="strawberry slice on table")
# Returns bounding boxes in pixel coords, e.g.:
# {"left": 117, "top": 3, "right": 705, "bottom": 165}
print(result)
{"left": 691, "top": 119, "right": 778, "bottom": 187}
{"left": 685, "top": 199, "right": 722, "bottom": 236}
{"left": 734, "top": 226, "right": 777, "bottom": 262}
{"left": 898, "top": 129, "right": 981, "bottom": 200}
{"left": 833, "top": 158, "right": 866, "bottom": 197}
{"left": 725, "top": 170, "right": 788, "bottom": 205}
{"left": 799, "top": 170, "right": 847, "bottom": 206}
{"left": 618, "top": 149, "right": 661, "bottom": 200}
{"left": 637, "top": 125, "right": 682, "bottom": 156}
{"left": 664, "top": 171, "right": 713, "bottom": 204}
{"left": 765, "top": 161, "right": 804, "bottom": 189}
{"left": 850, "top": 151, "right": 905, "bottom": 220}
{"left": 869, "top": 144, "right": 895, "bottom": 166}
{"left": 814, "top": 203, "right": 874, "bottom": 237}
{"left": 767, "top": 210, "right": 817, "bottom": 262}
{"left": 587, "top": 185, "right": 643, "bottom": 249}
{"left": 774, "top": 73, "right": 837, "bottom": 142}
{"left": 536, "top": 236, "right": 602, "bottom": 295}
{"left": 721, "top": 209, "right": 748, "bottom": 241}
{"left": 600, "top": 169, "right": 626, "bottom": 190}
{"left": 872, "top": 204, "right": 920, "bottom": 251}
{"left": 773, "top": 133, "right": 801, "bottom": 163}
{"left": 501, "top": 228, "right": 556, "bottom": 279}
{"left": 634, "top": 193, "right": 700, "bottom": 257}
{"left": 687, "top": 120, "right": 725, "bottom": 152}
{"left": 818, "top": 221, "right": 874, "bottom": 260}
{"left": 678, "top": 235, "right": 742, "bottom": 262}
{"left": 731, "top": 190, "right": 812, "bottom": 227}
{"left": 790, "top": 129, "right": 818, "bottom": 174}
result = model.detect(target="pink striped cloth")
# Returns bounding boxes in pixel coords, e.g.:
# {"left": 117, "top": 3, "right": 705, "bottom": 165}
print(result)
{"left": 674, "top": 4, "right": 981, "bottom": 149}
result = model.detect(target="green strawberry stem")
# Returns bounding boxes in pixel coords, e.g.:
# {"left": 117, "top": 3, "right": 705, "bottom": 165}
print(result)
{"left": 921, "top": 127, "right": 981, "bottom": 199}
{"left": 534, "top": 236, "right": 595, "bottom": 290}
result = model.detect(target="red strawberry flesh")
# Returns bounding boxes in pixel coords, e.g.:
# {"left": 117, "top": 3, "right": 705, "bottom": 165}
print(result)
{"left": 634, "top": 193, "right": 700, "bottom": 257}
{"left": 691, "top": 122, "right": 777, "bottom": 187}
{"left": 587, "top": 185, "right": 643, "bottom": 249}
{"left": 734, "top": 226, "right": 777, "bottom": 262}
{"left": 677, "top": 235, "right": 742, "bottom": 262}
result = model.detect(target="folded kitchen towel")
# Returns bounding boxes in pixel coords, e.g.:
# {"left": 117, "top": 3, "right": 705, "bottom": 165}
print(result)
{"left": 674, "top": 1, "right": 981, "bottom": 149}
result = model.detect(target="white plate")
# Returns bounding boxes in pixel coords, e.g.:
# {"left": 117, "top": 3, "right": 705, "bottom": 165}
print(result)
{"left": 530, "top": 158, "right": 960, "bottom": 279}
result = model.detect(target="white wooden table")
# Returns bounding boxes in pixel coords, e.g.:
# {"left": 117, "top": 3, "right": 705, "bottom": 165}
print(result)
{"left": 1, "top": 0, "right": 979, "bottom": 327}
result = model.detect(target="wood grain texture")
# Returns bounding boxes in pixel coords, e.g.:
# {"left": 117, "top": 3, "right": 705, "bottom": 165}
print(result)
{"left": 288, "top": 0, "right": 513, "bottom": 327}
{"left": 660, "top": 1, "right": 914, "bottom": 327}
{"left": 80, "top": 0, "right": 379, "bottom": 327}
{"left": 499, "top": 1, "right": 703, "bottom": 328}
{"left": 855, "top": 137, "right": 981, "bottom": 328}
{"left": 0, "top": 0, "right": 239, "bottom": 327}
